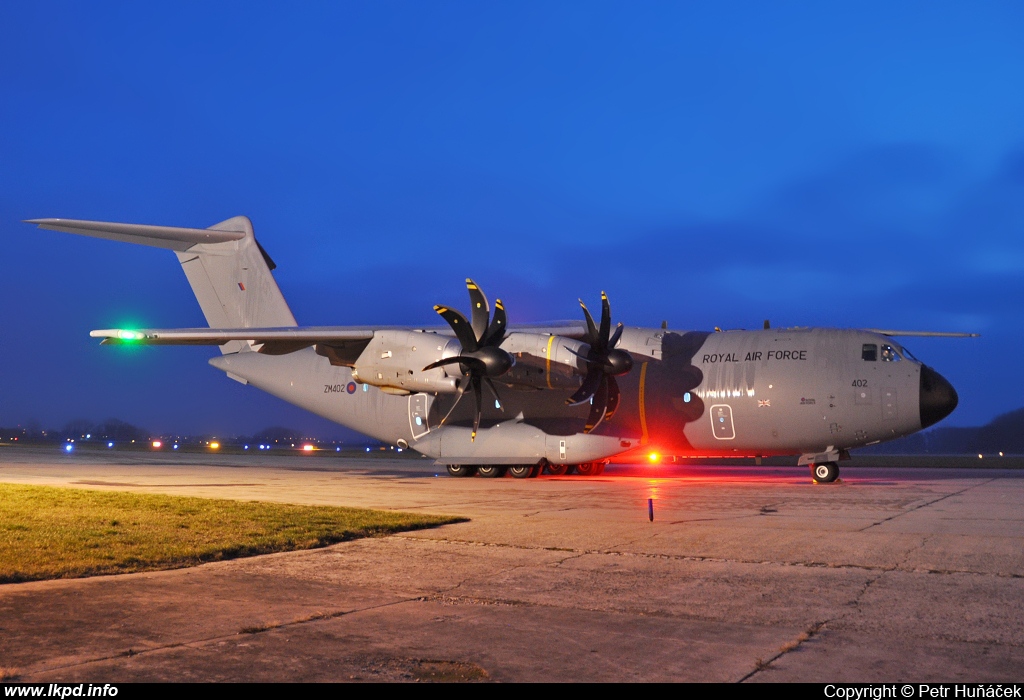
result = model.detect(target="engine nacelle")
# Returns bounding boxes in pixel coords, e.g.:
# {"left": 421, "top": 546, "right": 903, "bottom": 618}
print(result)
{"left": 497, "top": 332, "right": 589, "bottom": 391}
{"left": 349, "top": 330, "right": 460, "bottom": 395}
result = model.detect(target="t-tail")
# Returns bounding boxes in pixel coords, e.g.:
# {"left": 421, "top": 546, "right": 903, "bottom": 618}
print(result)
{"left": 27, "top": 217, "right": 297, "bottom": 353}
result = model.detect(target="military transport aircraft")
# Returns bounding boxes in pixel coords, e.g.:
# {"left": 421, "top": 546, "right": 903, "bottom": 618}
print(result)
{"left": 28, "top": 216, "right": 972, "bottom": 483}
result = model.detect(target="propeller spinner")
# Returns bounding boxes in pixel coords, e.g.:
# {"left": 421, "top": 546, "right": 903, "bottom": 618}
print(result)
{"left": 566, "top": 291, "right": 634, "bottom": 433}
{"left": 423, "top": 279, "right": 513, "bottom": 441}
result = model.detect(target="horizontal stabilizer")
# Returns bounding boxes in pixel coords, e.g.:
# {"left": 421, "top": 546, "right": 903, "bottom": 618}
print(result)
{"left": 26, "top": 218, "right": 245, "bottom": 251}
{"left": 865, "top": 329, "right": 980, "bottom": 338}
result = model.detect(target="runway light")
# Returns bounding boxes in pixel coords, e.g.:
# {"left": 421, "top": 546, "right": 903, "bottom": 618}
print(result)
{"left": 244, "top": 445, "right": 249, "bottom": 450}
{"left": 173, "top": 444, "right": 178, "bottom": 450}
{"left": 64, "top": 444, "right": 73, "bottom": 453}
{"left": 302, "top": 444, "right": 315, "bottom": 452}
{"left": 107, "top": 442, "right": 114, "bottom": 448}
{"left": 1000, "top": 452, "right": 1004, "bottom": 457}
{"left": 336, "top": 447, "right": 341, "bottom": 452}
{"left": 366, "top": 447, "right": 371, "bottom": 452}
{"left": 210, "top": 442, "right": 220, "bottom": 450}
{"left": 152, "top": 440, "right": 162, "bottom": 448}
{"left": 979, "top": 454, "right": 983, "bottom": 459}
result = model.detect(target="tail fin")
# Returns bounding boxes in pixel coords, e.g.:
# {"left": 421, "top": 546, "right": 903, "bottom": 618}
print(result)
{"left": 28, "top": 216, "right": 297, "bottom": 353}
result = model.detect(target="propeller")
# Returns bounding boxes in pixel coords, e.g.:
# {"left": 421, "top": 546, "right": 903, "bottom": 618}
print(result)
{"left": 423, "top": 279, "right": 513, "bottom": 441}
{"left": 566, "top": 291, "right": 634, "bottom": 433}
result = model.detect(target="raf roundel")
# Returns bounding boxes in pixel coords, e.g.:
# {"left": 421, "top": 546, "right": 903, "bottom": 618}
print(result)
{"left": 346, "top": 382, "right": 357, "bottom": 394}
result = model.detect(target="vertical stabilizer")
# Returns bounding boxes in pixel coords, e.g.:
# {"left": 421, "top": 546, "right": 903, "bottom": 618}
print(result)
{"left": 28, "top": 216, "right": 298, "bottom": 354}
{"left": 176, "top": 216, "right": 296, "bottom": 352}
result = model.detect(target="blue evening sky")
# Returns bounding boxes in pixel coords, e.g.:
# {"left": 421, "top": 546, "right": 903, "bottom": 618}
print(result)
{"left": 1, "top": 2, "right": 1023, "bottom": 437}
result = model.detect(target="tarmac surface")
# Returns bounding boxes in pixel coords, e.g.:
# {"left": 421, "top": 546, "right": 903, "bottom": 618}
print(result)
{"left": 1, "top": 447, "right": 1024, "bottom": 682}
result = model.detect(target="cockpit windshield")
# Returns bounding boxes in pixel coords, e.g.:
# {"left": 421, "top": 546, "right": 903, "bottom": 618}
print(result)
{"left": 897, "top": 343, "right": 920, "bottom": 362}
{"left": 880, "top": 343, "right": 902, "bottom": 362}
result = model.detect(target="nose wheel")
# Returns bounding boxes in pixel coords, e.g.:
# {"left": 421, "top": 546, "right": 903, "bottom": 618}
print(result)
{"left": 811, "top": 462, "right": 839, "bottom": 483}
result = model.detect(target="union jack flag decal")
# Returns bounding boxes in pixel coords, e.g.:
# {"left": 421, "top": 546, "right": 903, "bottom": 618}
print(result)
{"left": 758, "top": 399, "right": 771, "bottom": 407}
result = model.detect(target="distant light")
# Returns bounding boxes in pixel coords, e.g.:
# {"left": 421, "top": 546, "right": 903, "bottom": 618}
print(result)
{"left": 244, "top": 445, "right": 249, "bottom": 450}
{"left": 1000, "top": 452, "right": 1004, "bottom": 457}
{"left": 336, "top": 447, "right": 341, "bottom": 452}
{"left": 173, "top": 444, "right": 178, "bottom": 450}
{"left": 648, "top": 452, "right": 660, "bottom": 463}
{"left": 86, "top": 434, "right": 91, "bottom": 438}
{"left": 152, "top": 440, "right": 162, "bottom": 448}
{"left": 64, "top": 444, "right": 73, "bottom": 453}
{"left": 397, "top": 448, "right": 403, "bottom": 452}
{"left": 302, "top": 444, "right": 314, "bottom": 452}
{"left": 107, "top": 442, "right": 114, "bottom": 448}
{"left": 366, "top": 447, "right": 371, "bottom": 452}
{"left": 979, "top": 454, "right": 983, "bottom": 459}
{"left": 210, "top": 442, "right": 220, "bottom": 450}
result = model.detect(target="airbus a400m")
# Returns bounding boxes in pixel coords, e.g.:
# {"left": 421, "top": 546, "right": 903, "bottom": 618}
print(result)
{"left": 28, "top": 216, "right": 972, "bottom": 483}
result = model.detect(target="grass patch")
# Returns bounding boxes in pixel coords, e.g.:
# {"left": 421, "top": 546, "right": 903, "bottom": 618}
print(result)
{"left": 0, "top": 483, "right": 465, "bottom": 583}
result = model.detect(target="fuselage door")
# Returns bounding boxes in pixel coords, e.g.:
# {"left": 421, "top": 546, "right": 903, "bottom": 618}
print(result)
{"left": 409, "top": 393, "right": 431, "bottom": 439}
{"left": 711, "top": 404, "right": 736, "bottom": 440}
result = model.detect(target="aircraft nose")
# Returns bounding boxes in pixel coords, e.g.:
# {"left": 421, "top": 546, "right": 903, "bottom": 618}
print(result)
{"left": 920, "top": 365, "right": 958, "bottom": 428}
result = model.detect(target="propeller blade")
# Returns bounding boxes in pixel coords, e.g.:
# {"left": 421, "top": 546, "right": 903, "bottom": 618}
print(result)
{"left": 564, "top": 345, "right": 591, "bottom": 362}
{"left": 434, "top": 304, "right": 478, "bottom": 352}
{"left": 481, "top": 298, "right": 507, "bottom": 346}
{"left": 482, "top": 376, "right": 504, "bottom": 411}
{"left": 598, "top": 291, "right": 611, "bottom": 350}
{"left": 608, "top": 322, "right": 624, "bottom": 349}
{"left": 471, "top": 374, "right": 482, "bottom": 441}
{"left": 438, "top": 376, "right": 471, "bottom": 427}
{"left": 566, "top": 368, "right": 602, "bottom": 406}
{"left": 579, "top": 299, "right": 599, "bottom": 345}
{"left": 604, "top": 375, "right": 620, "bottom": 421}
{"left": 422, "top": 356, "right": 464, "bottom": 372}
{"left": 585, "top": 375, "right": 609, "bottom": 433}
{"left": 466, "top": 278, "right": 490, "bottom": 343}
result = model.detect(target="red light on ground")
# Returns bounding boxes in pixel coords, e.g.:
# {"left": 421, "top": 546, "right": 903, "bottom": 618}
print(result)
{"left": 152, "top": 440, "right": 162, "bottom": 449}
{"left": 302, "top": 444, "right": 315, "bottom": 452}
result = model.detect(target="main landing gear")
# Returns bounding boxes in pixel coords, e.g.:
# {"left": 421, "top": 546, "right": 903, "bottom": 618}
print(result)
{"left": 444, "top": 462, "right": 606, "bottom": 478}
{"left": 811, "top": 462, "right": 840, "bottom": 484}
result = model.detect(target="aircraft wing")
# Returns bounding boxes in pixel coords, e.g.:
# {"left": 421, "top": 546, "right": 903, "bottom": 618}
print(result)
{"left": 864, "top": 329, "right": 980, "bottom": 338}
{"left": 90, "top": 321, "right": 590, "bottom": 355}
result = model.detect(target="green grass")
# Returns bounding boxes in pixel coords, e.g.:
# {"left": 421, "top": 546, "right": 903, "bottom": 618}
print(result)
{"left": 0, "top": 483, "right": 465, "bottom": 583}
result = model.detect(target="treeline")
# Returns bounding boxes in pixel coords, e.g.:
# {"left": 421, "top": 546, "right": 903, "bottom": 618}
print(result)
{"left": 857, "top": 406, "right": 1024, "bottom": 455}
{"left": 0, "top": 421, "right": 331, "bottom": 445}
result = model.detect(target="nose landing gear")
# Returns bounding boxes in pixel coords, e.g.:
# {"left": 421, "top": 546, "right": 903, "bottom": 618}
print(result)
{"left": 811, "top": 462, "right": 839, "bottom": 483}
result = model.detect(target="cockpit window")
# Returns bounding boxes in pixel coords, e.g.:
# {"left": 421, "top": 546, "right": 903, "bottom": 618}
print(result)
{"left": 862, "top": 344, "right": 877, "bottom": 361}
{"left": 881, "top": 343, "right": 902, "bottom": 362}
{"left": 900, "top": 344, "right": 920, "bottom": 362}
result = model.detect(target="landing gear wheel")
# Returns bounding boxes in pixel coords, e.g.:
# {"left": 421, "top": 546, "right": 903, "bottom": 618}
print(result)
{"left": 447, "top": 465, "right": 477, "bottom": 478}
{"left": 594, "top": 462, "right": 606, "bottom": 475}
{"left": 575, "top": 462, "right": 598, "bottom": 476}
{"left": 811, "top": 462, "right": 839, "bottom": 483}
{"left": 476, "top": 465, "right": 505, "bottom": 478}
{"left": 545, "top": 463, "right": 569, "bottom": 476}
{"left": 508, "top": 465, "right": 535, "bottom": 479}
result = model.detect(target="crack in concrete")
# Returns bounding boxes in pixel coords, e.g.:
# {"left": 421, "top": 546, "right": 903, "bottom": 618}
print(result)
{"left": 739, "top": 529, "right": 942, "bottom": 682}
{"left": 15, "top": 597, "right": 419, "bottom": 679}
{"left": 396, "top": 534, "right": 1021, "bottom": 579}
{"left": 737, "top": 620, "right": 828, "bottom": 683}
{"left": 859, "top": 478, "right": 998, "bottom": 532}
